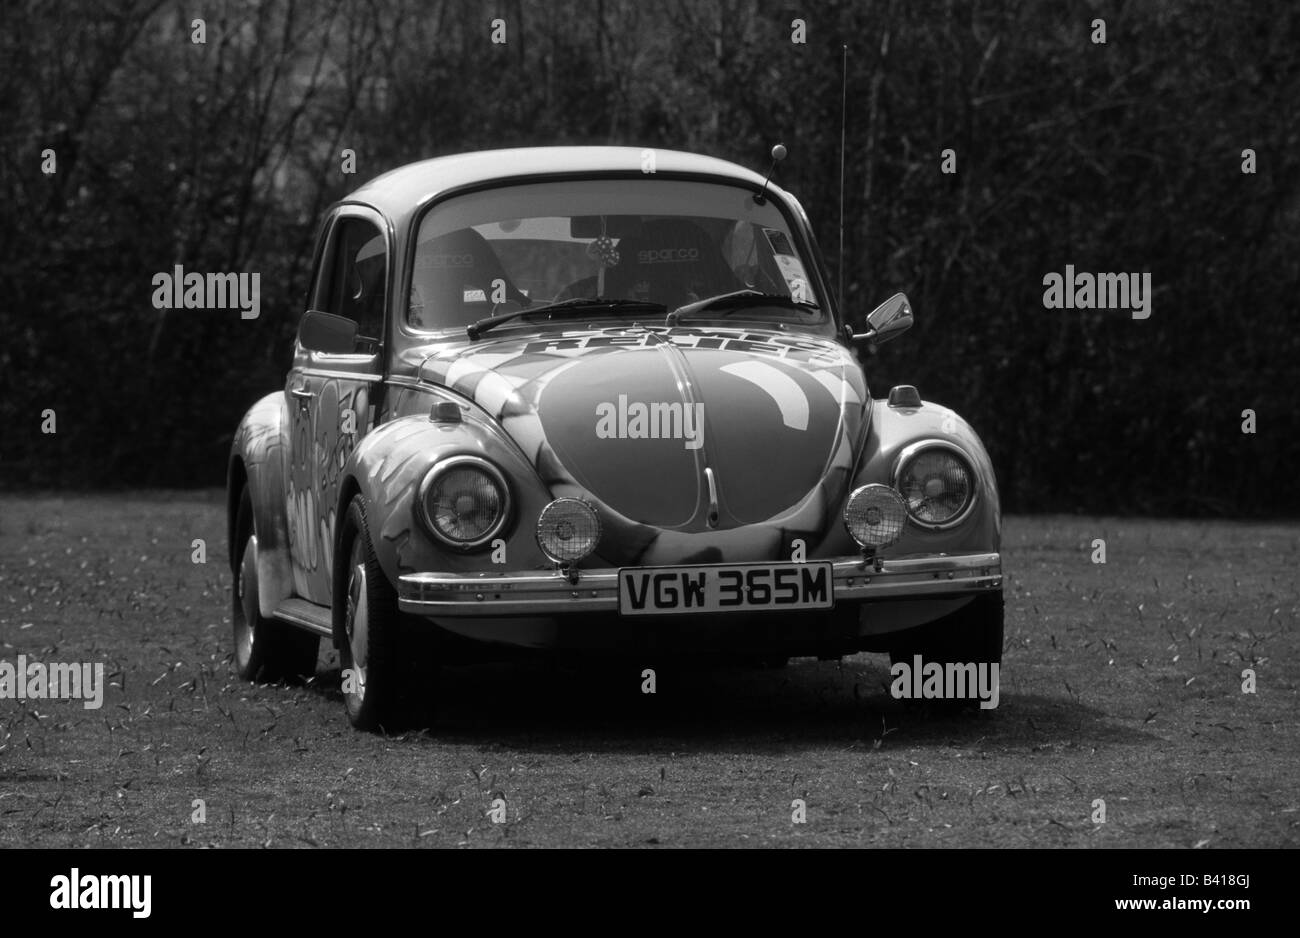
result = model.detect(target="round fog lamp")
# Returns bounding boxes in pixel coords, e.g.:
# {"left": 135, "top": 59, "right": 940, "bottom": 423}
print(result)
{"left": 844, "top": 484, "right": 907, "bottom": 550}
{"left": 537, "top": 498, "right": 601, "bottom": 563}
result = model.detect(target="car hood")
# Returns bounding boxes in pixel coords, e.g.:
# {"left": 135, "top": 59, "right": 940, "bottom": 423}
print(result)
{"left": 406, "top": 325, "right": 870, "bottom": 540}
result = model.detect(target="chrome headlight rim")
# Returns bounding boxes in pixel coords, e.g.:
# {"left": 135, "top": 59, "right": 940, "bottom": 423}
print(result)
{"left": 891, "top": 439, "right": 978, "bottom": 530}
{"left": 416, "top": 455, "right": 513, "bottom": 551}
{"left": 842, "top": 483, "right": 909, "bottom": 551}
{"left": 535, "top": 497, "right": 602, "bottom": 565}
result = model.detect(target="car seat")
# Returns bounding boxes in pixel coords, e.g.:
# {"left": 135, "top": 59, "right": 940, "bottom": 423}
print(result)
{"left": 410, "top": 227, "right": 529, "bottom": 328}
{"left": 602, "top": 219, "right": 739, "bottom": 309}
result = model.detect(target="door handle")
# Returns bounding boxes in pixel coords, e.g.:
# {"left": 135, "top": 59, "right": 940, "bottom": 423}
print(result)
{"left": 290, "top": 385, "right": 314, "bottom": 406}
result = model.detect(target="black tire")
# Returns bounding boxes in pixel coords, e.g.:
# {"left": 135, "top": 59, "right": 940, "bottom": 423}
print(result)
{"left": 336, "top": 494, "right": 427, "bottom": 732}
{"left": 231, "top": 486, "right": 319, "bottom": 683}
{"left": 888, "top": 591, "right": 1004, "bottom": 712}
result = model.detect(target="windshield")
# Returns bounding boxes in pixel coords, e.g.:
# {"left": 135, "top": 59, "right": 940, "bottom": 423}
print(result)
{"left": 407, "top": 179, "right": 824, "bottom": 333}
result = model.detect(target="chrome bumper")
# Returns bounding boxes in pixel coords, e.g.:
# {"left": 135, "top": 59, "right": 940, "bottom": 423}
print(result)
{"left": 397, "top": 552, "right": 1002, "bottom": 617}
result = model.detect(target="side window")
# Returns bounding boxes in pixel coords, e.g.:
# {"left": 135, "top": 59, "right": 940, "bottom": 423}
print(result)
{"left": 318, "top": 217, "right": 387, "bottom": 347}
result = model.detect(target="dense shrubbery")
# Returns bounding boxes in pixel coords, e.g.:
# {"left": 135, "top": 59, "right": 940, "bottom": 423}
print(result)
{"left": 1, "top": 0, "right": 1296, "bottom": 515}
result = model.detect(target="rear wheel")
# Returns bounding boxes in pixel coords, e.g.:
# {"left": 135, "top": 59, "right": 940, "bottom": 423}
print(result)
{"left": 231, "top": 486, "right": 319, "bottom": 683}
{"left": 888, "top": 591, "right": 1003, "bottom": 712}
{"left": 337, "top": 495, "right": 428, "bottom": 731}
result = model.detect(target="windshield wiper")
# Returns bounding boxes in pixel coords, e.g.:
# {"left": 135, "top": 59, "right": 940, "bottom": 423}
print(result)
{"left": 666, "top": 289, "right": 820, "bottom": 325}
{"left": 467, "top": 297, "right": 667, "bottom": 340}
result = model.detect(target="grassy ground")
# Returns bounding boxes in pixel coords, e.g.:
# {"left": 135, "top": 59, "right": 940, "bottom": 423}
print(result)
{"left": 0, "top": 493, "right": 1296, "bottom": 848}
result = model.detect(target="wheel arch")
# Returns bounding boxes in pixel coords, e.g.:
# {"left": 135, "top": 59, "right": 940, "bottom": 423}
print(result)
{"left": 226, "top": 457, "right": 249, "bottom": 575}
{"left": 228, "top": 391, "right": 296, "bottom": 619}
{"left": 853, "top": 397, "right": 1001, "bottom": 555}
{"left": 333, "top": 412, "right": 557, "bottom": 598}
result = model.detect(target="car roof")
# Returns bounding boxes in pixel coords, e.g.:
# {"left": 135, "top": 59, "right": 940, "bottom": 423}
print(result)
{"left": 344, "top": 146, "right": 778, "bottom": 220}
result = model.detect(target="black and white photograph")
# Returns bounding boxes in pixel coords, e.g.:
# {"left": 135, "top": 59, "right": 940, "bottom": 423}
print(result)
{"left": 0, "top": 0, "right": 1294, "bottom": 918}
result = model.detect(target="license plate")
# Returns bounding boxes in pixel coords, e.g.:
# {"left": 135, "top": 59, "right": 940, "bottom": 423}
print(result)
{"left": 617, "top": 562, "right": 834, "bottom": 616}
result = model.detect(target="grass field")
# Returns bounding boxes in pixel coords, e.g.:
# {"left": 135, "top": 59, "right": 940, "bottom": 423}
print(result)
{"left": 0, "top": 492, "right": 1296, "bottom": 847}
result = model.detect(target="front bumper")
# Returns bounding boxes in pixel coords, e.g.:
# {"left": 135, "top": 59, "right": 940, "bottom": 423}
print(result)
{"left": 397, "top": 552, "right": 1001, "bottom": 617}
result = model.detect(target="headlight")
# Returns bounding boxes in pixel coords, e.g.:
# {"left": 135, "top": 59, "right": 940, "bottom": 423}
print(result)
{"left": 536, "top": 498, "right": 601, "bottom": 564}
{"left": 417, "top": 456, "right": 511, "bottom": 549}
{"left": 843, "top": 484, "right": 907, "bottom": 550}
{"left": 895, "top": 443, "right": 975, "bottom": 528}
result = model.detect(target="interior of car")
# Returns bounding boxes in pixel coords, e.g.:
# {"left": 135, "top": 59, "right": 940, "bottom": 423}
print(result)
{"left": 407, "top": 214, "right": 809, "bottom": 330}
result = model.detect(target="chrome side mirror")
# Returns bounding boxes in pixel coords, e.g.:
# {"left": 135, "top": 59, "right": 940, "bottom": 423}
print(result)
{"left": 850, "top": 292, "right": 913, "bottom": 346}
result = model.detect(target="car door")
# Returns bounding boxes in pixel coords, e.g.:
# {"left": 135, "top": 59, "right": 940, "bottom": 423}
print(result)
{"left": 286, "top": 208, "right": 389, "bottom": 605}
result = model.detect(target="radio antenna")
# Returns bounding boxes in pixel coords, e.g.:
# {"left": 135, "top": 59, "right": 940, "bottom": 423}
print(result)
{"left": 839, "top": 43, "right": 848, "bottom": 312}
{"left": 754, "top": 143, "right": 787, "bottom": 204}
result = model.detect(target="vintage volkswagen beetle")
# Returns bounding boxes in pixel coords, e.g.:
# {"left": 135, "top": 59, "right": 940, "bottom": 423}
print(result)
{"left": 227, "top": 146, "right": 1003, "bottom": 730}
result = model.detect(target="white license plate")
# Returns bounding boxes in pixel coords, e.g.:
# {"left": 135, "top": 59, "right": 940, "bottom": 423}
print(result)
{"left": 617, "top": 562, "right": 834, "bottom": 616}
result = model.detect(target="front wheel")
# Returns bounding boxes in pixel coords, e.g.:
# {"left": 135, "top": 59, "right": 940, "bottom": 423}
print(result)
{"left": 888, "top": 591, "right": 1004, "bottom": 712}
{"left": 337, "top": 495, "right": 428, "bottom": 731}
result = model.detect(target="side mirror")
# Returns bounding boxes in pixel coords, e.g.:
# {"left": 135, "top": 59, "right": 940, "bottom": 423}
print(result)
{"left": 849, "top": 292, "right": 913, "bottom": 346}
{"left": 299, "top": 309, "right": 357, "bottom": 354}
